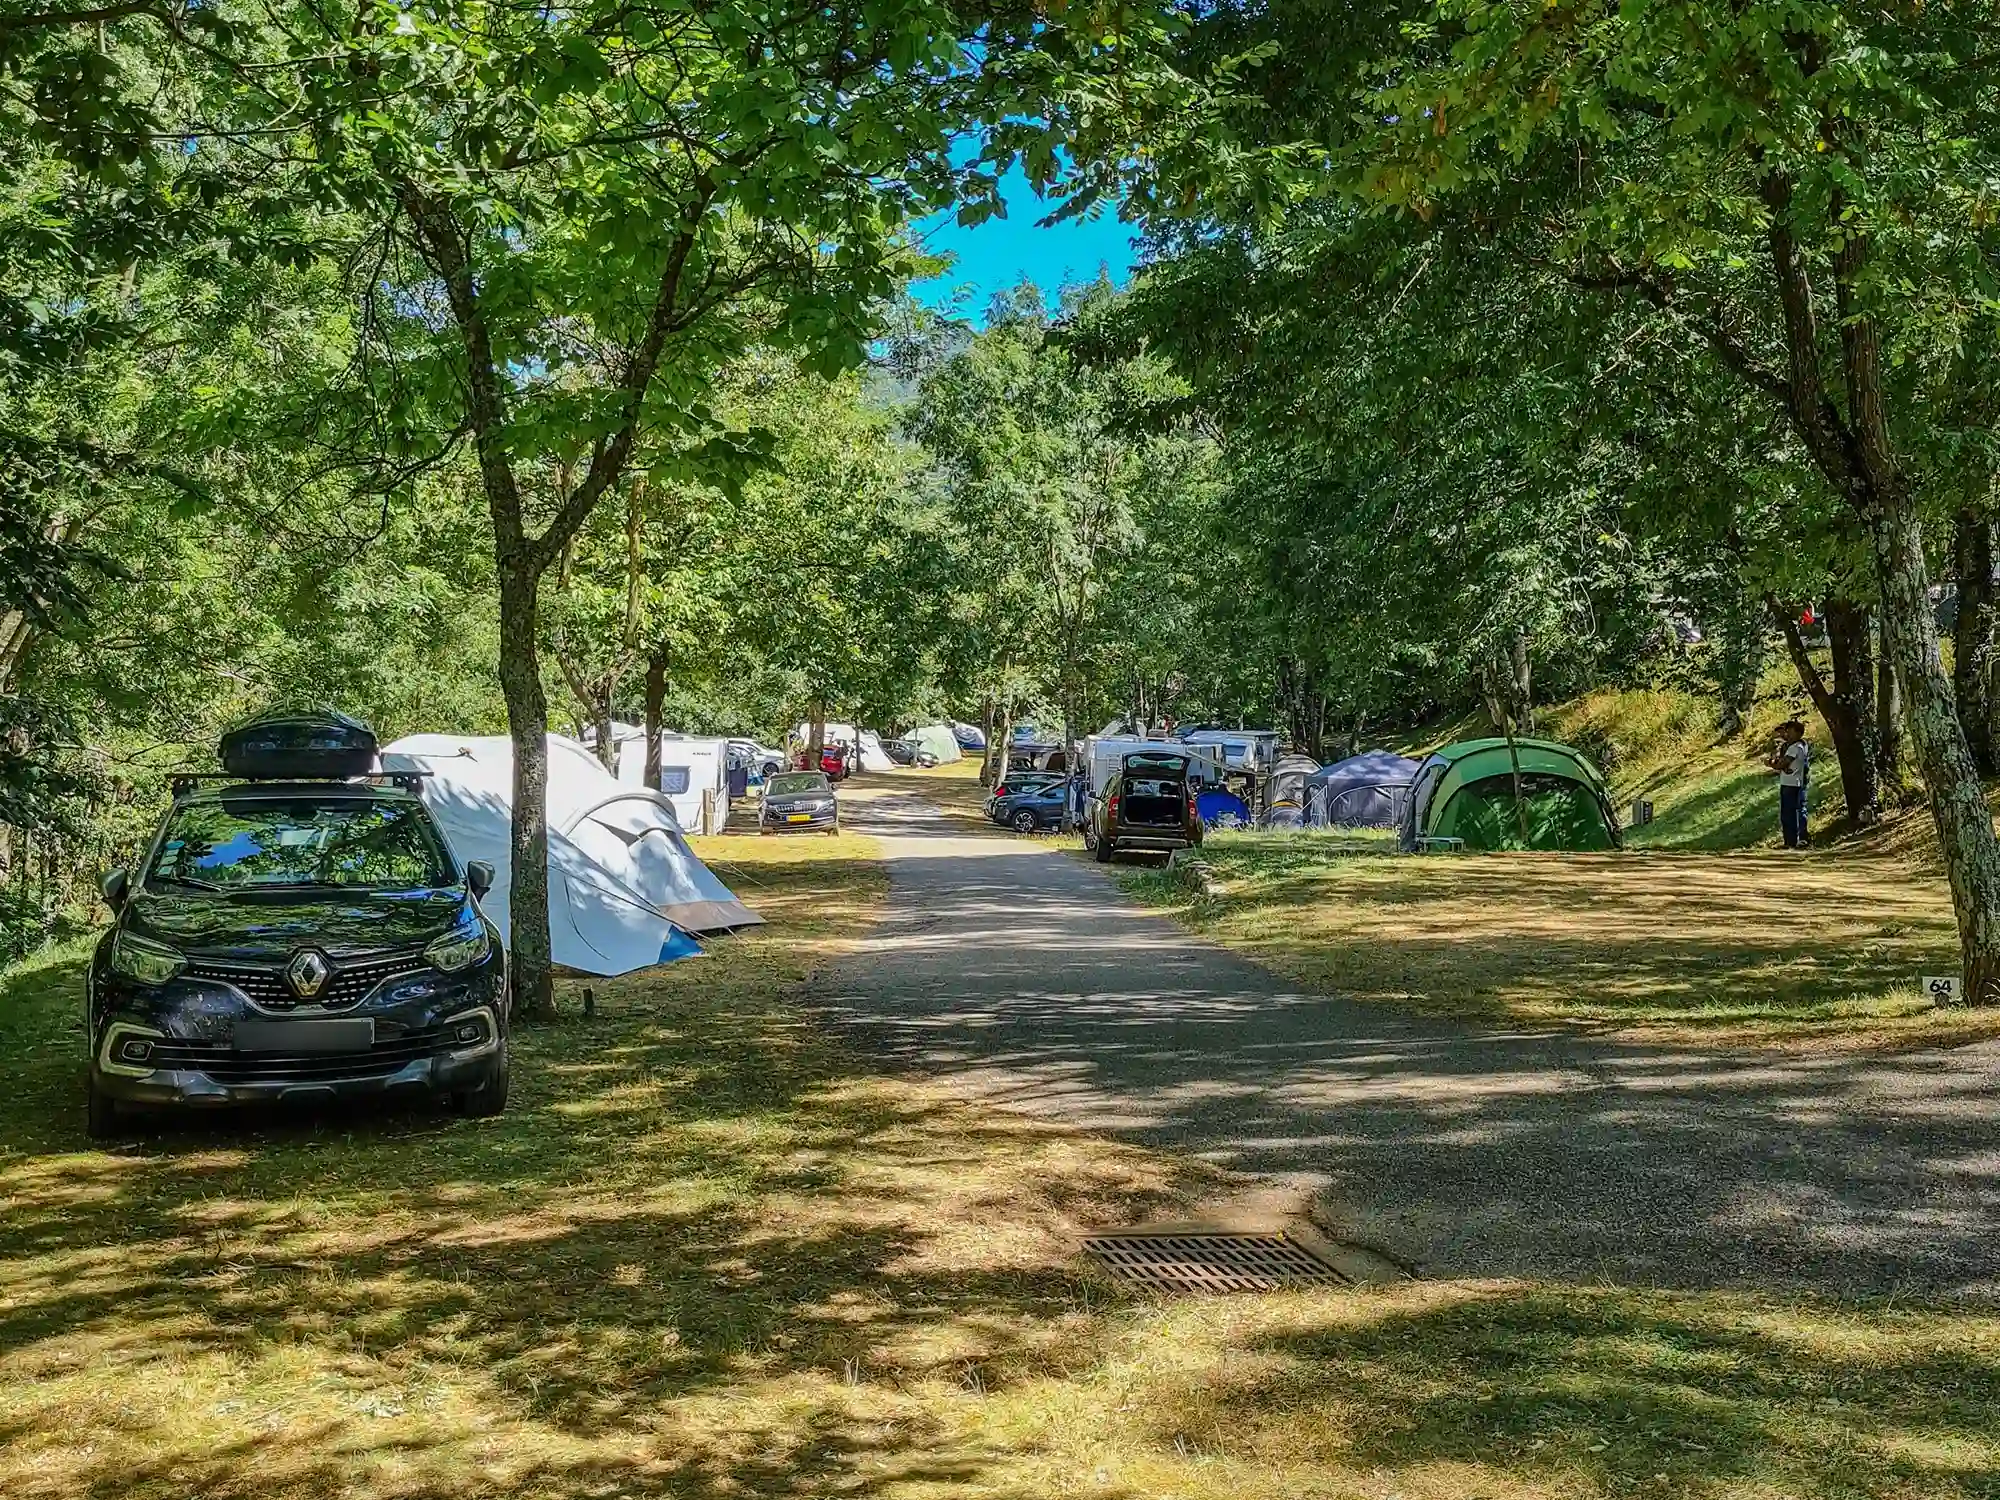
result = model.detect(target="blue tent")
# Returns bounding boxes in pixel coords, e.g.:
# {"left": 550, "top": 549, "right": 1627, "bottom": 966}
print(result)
{"left": 1195, "top": 788, "right": 1252, "bottom": 828}
{"left": 1305, "top": 751, "right": 1419, "bottom": 829}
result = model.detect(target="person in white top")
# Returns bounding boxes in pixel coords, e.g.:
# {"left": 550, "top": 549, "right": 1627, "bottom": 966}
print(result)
{"left": 1766, "top": 718, "right": 1811, "bottom": 848}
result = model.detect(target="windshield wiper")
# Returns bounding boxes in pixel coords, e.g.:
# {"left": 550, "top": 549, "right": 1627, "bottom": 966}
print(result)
{"left": 151, "top": 874, "right": 225, "bottom": 892}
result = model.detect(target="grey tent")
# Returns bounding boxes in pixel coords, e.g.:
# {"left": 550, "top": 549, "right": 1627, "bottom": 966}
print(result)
{"left": 1269, "top": 753, "right": 1321, "bottom": 808}
{"left": 1306, "top": 750, "right": 1419, "bottom": 829}
{"left": 1261, "top": 752, "right": 1321, "bottom": 826}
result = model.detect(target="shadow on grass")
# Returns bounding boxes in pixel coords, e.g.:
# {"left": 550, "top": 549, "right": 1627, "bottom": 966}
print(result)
{"left": 1625, "top": 763, "right": 1778, "bottom": 850}
{"left": 1130, "top": 841, "right": 1967, "bottom": 1043}
{"left": 1126, "top": 1283, "right": 2000, "bottom": 1498}
{"left": 0, "top": 848, "right": 1195, "bottom": 1500}
{"left": 14, "top": 836, "right": 2000, "bottom": 1500}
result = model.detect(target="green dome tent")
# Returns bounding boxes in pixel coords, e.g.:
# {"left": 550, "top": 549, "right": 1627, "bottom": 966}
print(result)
{"left": 1400, "top": 738, "right": 1620, "bottom": 852}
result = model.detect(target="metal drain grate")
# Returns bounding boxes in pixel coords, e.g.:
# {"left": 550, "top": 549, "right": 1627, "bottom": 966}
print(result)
{"left": 1082, "top": 1233, "right": 1350, "bottom": 1294}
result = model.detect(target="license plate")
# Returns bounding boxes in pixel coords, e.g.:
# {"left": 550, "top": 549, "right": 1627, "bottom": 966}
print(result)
{"left": 786, "top": 813, "right": 811, "bottom": 823}
{"left": 234, "top": 1019, "right": 374, "bottom": 1053}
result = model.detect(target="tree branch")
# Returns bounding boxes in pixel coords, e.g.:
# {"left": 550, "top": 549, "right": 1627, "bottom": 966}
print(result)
{"left": 1767, "top": 593, "right": 1834, "bottom": 722}
{"left": 0, "top": 0, "right": 163, "bottom": 33}
{"left": 395, "top": 181, "right": 528, "bottom": 559}
{"left": 529, "top": 185, "right": 719, "bottom": 566}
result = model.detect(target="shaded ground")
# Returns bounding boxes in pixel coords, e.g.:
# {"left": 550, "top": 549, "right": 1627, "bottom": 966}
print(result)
{"left": 8, "top": 823, "right": 2000, "bottom": 1497}
{"left": 821, "top": 792, "right": 2000, "bottom": 1301}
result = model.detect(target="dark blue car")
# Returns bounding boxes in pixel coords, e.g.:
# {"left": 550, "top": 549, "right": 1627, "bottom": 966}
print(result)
{"left": 989, "top": 779, "right": 1069, "bottom": 834}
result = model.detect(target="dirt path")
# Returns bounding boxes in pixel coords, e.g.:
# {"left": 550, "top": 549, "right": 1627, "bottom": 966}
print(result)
{"left": 820, "top": 787, "right": 2000, "bottom": 1300}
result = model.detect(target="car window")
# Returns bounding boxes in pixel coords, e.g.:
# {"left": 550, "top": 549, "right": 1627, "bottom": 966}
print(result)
{"left": 767, "top": 772, "right": 829, "bottom": 796}
{"left": 150, "top": 797, "right": 454, "bottom": 890}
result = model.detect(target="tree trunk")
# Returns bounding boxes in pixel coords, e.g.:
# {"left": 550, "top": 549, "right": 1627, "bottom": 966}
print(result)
{"left": 1681, "top": 165, "right": 2000, "bottom": 997}
{"left": 1769, "top": 595, "right": 1879, "bottom": 825}
{"left": 1953, "top": 507, "right": 1999, "bottom": 776}
{"left": 979, "top": 696, "right": 998, "bottom": 786}
{"left": 1500, "top": 703, "right": 1531, "bottom": 846}
{"left": 1508, "top": 628, "right": 1533, "bottom": 734}
{"left": 1876, "top": 600, "right": 1902, "bottom": 791}
{"left": 592, "top": 701, "right": 614, "bottom": 773}
{"left": 1868, "top": 500, "right": 2000, "bottom": 1000}
{"left": 1823, "top": 598, "right": 1882, "bottom": 824}
{"left": 807, "top": 696, "right": 826, "bottom": 765}
{"left": 643, "top": 649, "right": 667, "bottom": 789}
{"left": 991, "top": 698, "right": 1014, "bottom": 785}
{"left": 497, "top": 562, "right": 556, "bottom": 1022}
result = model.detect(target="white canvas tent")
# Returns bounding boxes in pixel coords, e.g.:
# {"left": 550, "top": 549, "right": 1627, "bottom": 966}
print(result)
{"left": 381, "top": 733, "right": 761, "bottom": 977}
{"left": 788, "top": 721, "right": 898, "bottom": 772}
{"left": 909, "top": 724, "right": 962, "bottom": 764}
{"left": 857, "top": 730, "right": 896, "bottom": 773}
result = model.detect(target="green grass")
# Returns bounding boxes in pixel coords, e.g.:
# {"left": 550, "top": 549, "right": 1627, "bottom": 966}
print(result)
{"left": 1124, "top": 829, "right": 1994, "bottom": 1048}
{"left": 6, "top": 831, "right": 2000, "bottom": 1499}
{"left": 1542, "top": 686, "right": 1795, "bottom": 850}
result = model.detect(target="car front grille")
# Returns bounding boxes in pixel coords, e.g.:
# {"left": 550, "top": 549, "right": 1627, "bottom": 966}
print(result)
{"left": 149, "top": 1025, "right": 451, "bottom": 1083}
{"left": 182, "top": 953, "right": 431, "bottom": 1012}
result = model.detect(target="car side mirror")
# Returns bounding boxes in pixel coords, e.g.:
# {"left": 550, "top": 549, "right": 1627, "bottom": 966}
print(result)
{"left": 101, "top": 867, "right": 130, "bottom": 910}
{"left": 465, "top": 860, "right": 495, "bottom": 898}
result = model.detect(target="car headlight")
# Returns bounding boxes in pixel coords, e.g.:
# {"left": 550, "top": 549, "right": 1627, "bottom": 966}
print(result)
{"left": 108, "top": 931, "right": 185, "bottom": 986}
{"left": 424, "top": 923, "right": 491, "bottom": 972}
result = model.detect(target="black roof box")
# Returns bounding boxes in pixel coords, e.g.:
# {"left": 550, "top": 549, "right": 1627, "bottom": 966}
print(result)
{"left": 219, "top": 709, "right": 378, "bottom": 779}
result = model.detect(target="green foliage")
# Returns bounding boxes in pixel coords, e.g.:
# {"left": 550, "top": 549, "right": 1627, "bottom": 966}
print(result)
{"left": 905, "top": 281, "right": 1224, "bottom": 734}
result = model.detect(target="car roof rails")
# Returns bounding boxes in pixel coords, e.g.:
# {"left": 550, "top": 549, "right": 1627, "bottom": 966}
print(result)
{"left": 168, "top": 770, "right": 432, "bottom": 797}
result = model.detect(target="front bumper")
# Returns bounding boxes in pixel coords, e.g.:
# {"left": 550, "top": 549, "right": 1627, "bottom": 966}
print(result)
{"left": 90, "top": 958, "right": 506, "bottom": 1110}
{"left": 94, "top": 1036, "right": 503, "bottom": 1108}
{"left": 762, "top": 810, "right": 837, "bottom": 833}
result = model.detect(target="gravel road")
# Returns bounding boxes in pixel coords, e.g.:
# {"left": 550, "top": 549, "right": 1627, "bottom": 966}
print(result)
{"left": 819, "top": 788, "right": 2000, "bottom": 1299}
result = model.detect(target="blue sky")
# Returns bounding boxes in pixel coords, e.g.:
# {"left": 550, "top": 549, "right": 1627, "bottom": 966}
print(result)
{"left": 910, "top": 163, "right": 1141, "bottom": 319}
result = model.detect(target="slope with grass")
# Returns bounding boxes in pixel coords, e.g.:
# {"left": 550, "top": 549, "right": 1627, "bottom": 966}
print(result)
{"left": 5, "top": 831, "right": 2000, "bottom": 1497}
{"left": 1540, "top": 687, "right": 1817, "bottom": 851}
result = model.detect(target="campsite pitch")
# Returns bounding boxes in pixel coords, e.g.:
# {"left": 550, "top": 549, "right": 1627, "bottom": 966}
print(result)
{"left": 1121, "top": 833, "right": 1990, "bottom": 1049}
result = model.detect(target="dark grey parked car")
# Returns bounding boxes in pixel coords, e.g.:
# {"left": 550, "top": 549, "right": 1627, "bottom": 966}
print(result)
{"left": 760, "top": 770, "right": 839, "bottom": 835}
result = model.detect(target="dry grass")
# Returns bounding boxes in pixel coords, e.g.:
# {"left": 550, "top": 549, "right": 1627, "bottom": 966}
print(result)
{"left": 845, "top": 757, "right": 996, "bottom": 830}
{"left": 6, "top": 832, "right": 2000, "bottom": 1499}
{"left": 1123, "top": 833, "right": 1999, "bottom": 1049}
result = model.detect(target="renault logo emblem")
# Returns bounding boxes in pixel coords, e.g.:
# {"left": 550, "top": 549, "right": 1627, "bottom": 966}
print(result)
{"left": 286, "top": 949, "right": 331, "bottom": 998}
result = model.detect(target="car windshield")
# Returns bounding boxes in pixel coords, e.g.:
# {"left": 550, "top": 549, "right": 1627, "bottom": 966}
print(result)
{"left": 148, "top": 796, "right": 455, "bottom": 891}
{"left": 767, "top": 773, "right": 829, "bottom": 797}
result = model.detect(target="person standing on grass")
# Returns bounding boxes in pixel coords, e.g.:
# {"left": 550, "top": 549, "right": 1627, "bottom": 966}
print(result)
{"left": 1767, "top": 718, "right": 1811, "bottom": 848}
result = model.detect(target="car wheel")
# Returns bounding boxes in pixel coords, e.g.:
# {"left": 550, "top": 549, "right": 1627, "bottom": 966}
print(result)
{"left": 1010, "top": 809, "right": 1038, "bottom": 834}
{"left": 1093, "top": 833, "right": 1114, "bottom": 863}
{"left": 85, "top": 1074, "right": 122, "bottom": 1142}
{"left": 452, "top": 1047, "right": 510, "bottom": 1118}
